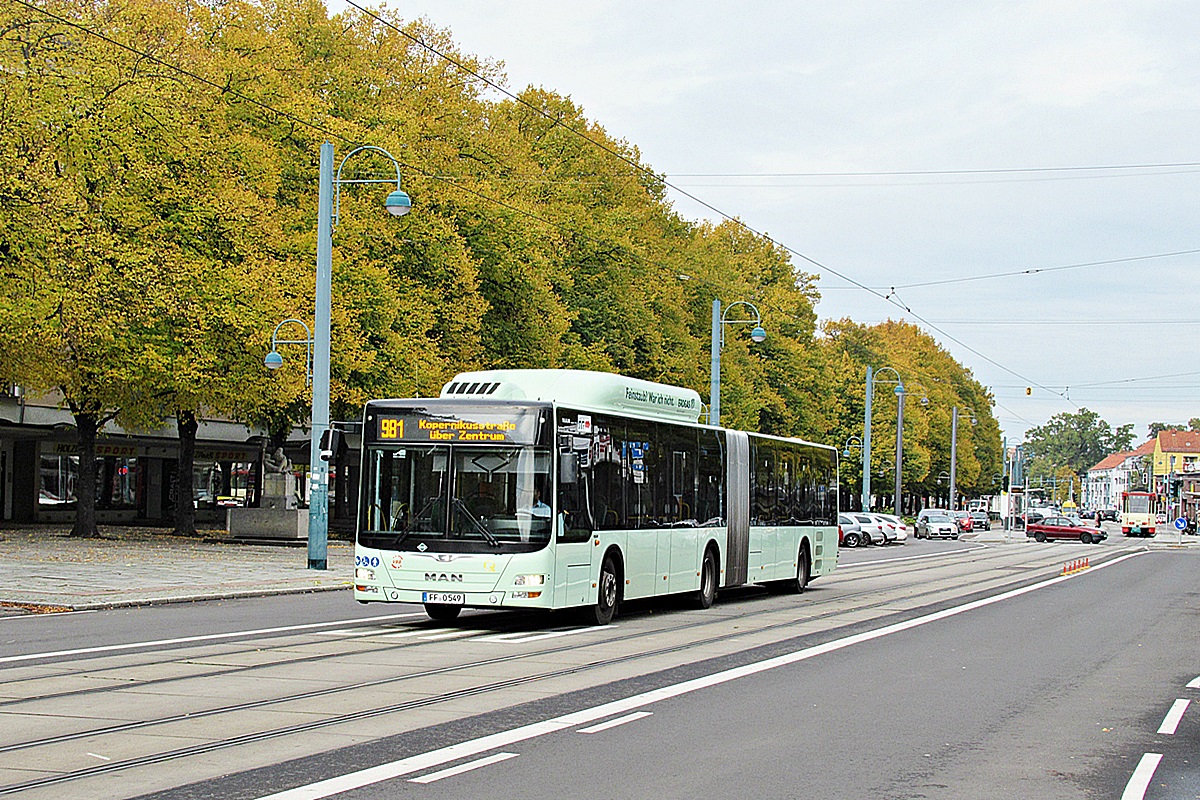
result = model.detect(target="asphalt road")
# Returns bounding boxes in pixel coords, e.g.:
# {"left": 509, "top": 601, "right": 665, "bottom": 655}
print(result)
{"left": 2, "top": 540, "right": 1196, "bottom": 800}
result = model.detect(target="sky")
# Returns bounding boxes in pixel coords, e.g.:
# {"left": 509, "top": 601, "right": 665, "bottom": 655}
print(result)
{"left": 334, "top": 0, "right": 1200, "bottom": 445}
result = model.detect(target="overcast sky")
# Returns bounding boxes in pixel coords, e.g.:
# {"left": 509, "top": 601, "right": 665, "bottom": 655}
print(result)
{"left": 341, "top": 0, "right": 1199, "bottom": 445}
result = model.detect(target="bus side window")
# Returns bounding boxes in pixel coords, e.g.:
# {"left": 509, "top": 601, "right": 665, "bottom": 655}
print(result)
{"left": 698, "top": 429, "right": 724, "bottom": 526}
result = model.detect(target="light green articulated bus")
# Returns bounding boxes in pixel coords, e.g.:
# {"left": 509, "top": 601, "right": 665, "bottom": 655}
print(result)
{"left": 353, "top": 369, "right": 839, "bottom": 624}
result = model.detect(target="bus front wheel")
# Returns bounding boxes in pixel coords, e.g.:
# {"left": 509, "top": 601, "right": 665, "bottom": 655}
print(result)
{"left": 424, "top": 603, "right": 462, "bottom": 622}
{"left": 591, "top": 554, "right": 619, "bottom": 625}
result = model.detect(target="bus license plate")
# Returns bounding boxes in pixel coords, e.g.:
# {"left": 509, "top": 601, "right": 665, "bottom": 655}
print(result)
{"left": 422, "top": 592, "right": 464, "bottom": 604}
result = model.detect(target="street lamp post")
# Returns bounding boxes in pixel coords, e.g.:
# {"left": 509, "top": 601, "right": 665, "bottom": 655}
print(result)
{"left": 948, "top": 405, "right": 977, "bottom": 511}
{"left": 894, "top": 387, "right": 904, "bottom": 516}
{"left": 273, "top": 142, "right": 411, "bottom": 570}
{"left": 843, "top": 436, "right": 863, "bottom": 511}
{"left": 862, "top": 366, "right": 904, "bottom": 513}
{"left": 709, "top": 299, "right": 766, "bottom": 427}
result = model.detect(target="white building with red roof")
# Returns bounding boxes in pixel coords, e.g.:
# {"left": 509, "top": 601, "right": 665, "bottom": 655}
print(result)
{"left": 1084, "top": 439, "right": 1155, "bottom": 512}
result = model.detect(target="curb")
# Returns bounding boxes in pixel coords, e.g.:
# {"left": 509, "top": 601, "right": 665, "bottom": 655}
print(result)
{"left": 0, "top": 582, "right": 352, "bottom": 614}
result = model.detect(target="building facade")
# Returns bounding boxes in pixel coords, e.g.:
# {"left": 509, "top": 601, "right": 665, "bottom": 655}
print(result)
{"left": 0, "top": 388, "right": 357, "bottom": 532}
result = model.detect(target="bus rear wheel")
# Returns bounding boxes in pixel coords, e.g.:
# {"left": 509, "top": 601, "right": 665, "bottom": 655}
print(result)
{"left": 779, "top": 546, "right": 810, "bottom": 594}
{"left": 693, "top": 548, "right": 717, "bottom": 609}
{"left": 591, "top": 554, "right": 619, "bottom": 625}
{"left": 424, "top": 603, "right": 462, "bottom": 622}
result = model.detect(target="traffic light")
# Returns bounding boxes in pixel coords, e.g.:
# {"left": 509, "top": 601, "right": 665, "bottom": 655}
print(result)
{"left": 1025, "top": 387, "right": 1032, "bottom": 396}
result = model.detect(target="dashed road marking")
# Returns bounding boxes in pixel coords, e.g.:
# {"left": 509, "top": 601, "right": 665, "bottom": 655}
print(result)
{"left": 1157, "top": 699, "right": 1190, "bottom": 735}
{"left": 407, "top": 752, "right": 518, "bottom": 784}
{"left": 1121, "top": 753, "right": 1163, "bottom": 800}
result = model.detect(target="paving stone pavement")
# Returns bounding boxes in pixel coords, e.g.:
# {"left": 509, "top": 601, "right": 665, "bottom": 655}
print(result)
{"left": 0, "top": 525, "right": 352, "bottom": 613}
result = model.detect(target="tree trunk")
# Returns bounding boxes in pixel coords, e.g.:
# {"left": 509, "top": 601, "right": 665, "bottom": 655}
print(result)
{"left": 70, "top": 409, "right": 101, "bottom": 538}
{"left": 173, "top": 410, "right": 198, "bottom": 537}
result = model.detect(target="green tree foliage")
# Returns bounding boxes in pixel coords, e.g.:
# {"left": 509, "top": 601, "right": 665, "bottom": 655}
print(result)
{"left": 0, "top": 0, "right": 1003, "bottom": 533}
{"left": 1149, "top": 421, "right": 1186, "bottom": 438}
{"left": 819, "top": 319, "right": 1003, "bottom": 505}
{"left": 1025, "top": 408, "right": 1127, "bottom": 480}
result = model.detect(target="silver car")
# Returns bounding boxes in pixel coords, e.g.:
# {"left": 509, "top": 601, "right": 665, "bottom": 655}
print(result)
{"left": 838, "top": 513, "right": 865, "bottom": 548}
{"left": 916, "top": 512, "right": 958, "bottom": 539}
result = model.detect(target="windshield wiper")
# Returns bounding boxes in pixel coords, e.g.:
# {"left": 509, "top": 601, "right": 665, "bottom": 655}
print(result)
{"left": 390, "top": 497, "right": 439, "bottom": 547}
{"left": 452, "top": 497, "right": 501, "bottom": 547}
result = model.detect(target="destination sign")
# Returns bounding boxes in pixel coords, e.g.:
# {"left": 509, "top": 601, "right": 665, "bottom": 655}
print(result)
{"left": 374, "top": 410, "right": 542, "bottom": 444}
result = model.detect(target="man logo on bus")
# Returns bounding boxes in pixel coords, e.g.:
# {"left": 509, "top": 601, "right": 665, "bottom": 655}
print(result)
{"left": 425, "top": 573, "right": 464, "bottom": 583}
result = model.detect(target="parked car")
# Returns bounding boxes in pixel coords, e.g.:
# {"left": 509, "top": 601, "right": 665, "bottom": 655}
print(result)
{"left": 946, "top": 510, "right": 973, "bottom": 534}
{"left": 969, "top": 511, "right": 990, "bottom": 530}
{"left": 851, "top": 513, "right": 889, "bottom": 545}
{"left": 868, "top": 513, "right": 904, "bottom": 544}
{"left": 838, "top": 513, "right": 864, "bottom": 548}
{"left": 916, "top": 512, "right": 958, "bottom": 539}
{"left": 1026, "top": 515, "right": 1107, "bottom": 544}
{"left": 875, "top": 513, "right": 909, "bottom": 543}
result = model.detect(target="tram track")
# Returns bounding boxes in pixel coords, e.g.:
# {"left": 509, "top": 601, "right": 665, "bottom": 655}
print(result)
{"left": 0, "top": 543, "right": 1109, "bottom": 796}
{"left": 0, "top": 541, "right": 1022, "bottom": 708}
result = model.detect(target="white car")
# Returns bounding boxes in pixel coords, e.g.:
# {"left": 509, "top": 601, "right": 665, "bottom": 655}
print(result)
{"left": 849, "top": 513, "right": 889, "bottom": 545}
{"left": 916, "top": 512, "right": 958, "bottom": 539}
{"left": 874, "top": 513, "right": 909, "bottom": 543}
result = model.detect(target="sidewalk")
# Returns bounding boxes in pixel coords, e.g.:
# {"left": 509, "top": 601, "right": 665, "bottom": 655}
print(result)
{"left": 0, "top": 526, "right": 352, "bottom": 614}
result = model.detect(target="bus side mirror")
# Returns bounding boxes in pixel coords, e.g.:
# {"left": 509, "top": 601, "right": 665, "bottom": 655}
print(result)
{"left": 559, "top": 451, "right": 578, "bottom": 484}
{"left": 319, "top": 429, "right": 342, "bottom": 462}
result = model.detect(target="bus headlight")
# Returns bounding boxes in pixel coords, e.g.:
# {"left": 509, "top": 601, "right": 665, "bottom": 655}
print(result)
{"left": 513, "top": 574, "right": 546, "bottom": 586}
{"left": 355, "top": 568, "right": 376, "bottom": 582}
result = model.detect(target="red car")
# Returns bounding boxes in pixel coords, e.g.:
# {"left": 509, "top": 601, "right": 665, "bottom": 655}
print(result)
{"left": 1026, "top": 515, "right": 1107, "bottom": 544}
{"left": 948, "top": 511, "right": 973, "bottom": 535}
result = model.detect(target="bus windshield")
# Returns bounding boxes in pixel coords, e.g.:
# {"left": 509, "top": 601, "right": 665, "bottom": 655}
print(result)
{"left": 359, "top": 444, "right": 553, "bottom": 552}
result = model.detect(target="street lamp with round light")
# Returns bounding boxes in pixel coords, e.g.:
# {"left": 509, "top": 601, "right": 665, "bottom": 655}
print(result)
{"left": 709, "top": 299, "right": 766, "bottom": 426}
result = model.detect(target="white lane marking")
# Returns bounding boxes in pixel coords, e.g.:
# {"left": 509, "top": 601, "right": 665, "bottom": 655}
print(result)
{"left": 479, "top": 626, "right": 612, "bottom": 643}
{"left": 418, "top": 630, "right": 478, "bottom": 641}
{"left": 378, "top": 628, "right": 455, "bottom": 639}
{"left": 0, "top": 612, "right": 425, "bottom": 665}
{"left": 407, "top": 752, "right": 518, "bottom": 784}
{"left": 252, "top": 549, "right": 1146, "bottom": 800}
{"left": 1121, "top": 753, "right": 1163, "bottom": 800}
{"left": 1187, "top": 676, "right": 1200, "bottom": 689}
{"left": 1158, "top": 699, "right": 1190, "bottom": 734}
{"left": 578, "top": 711, "right": 653, "bottom": 734}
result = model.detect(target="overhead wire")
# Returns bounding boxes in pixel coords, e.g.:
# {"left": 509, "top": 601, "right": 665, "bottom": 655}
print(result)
{"left": 341, "top": 1, "right": 1082, "bottom": 408}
